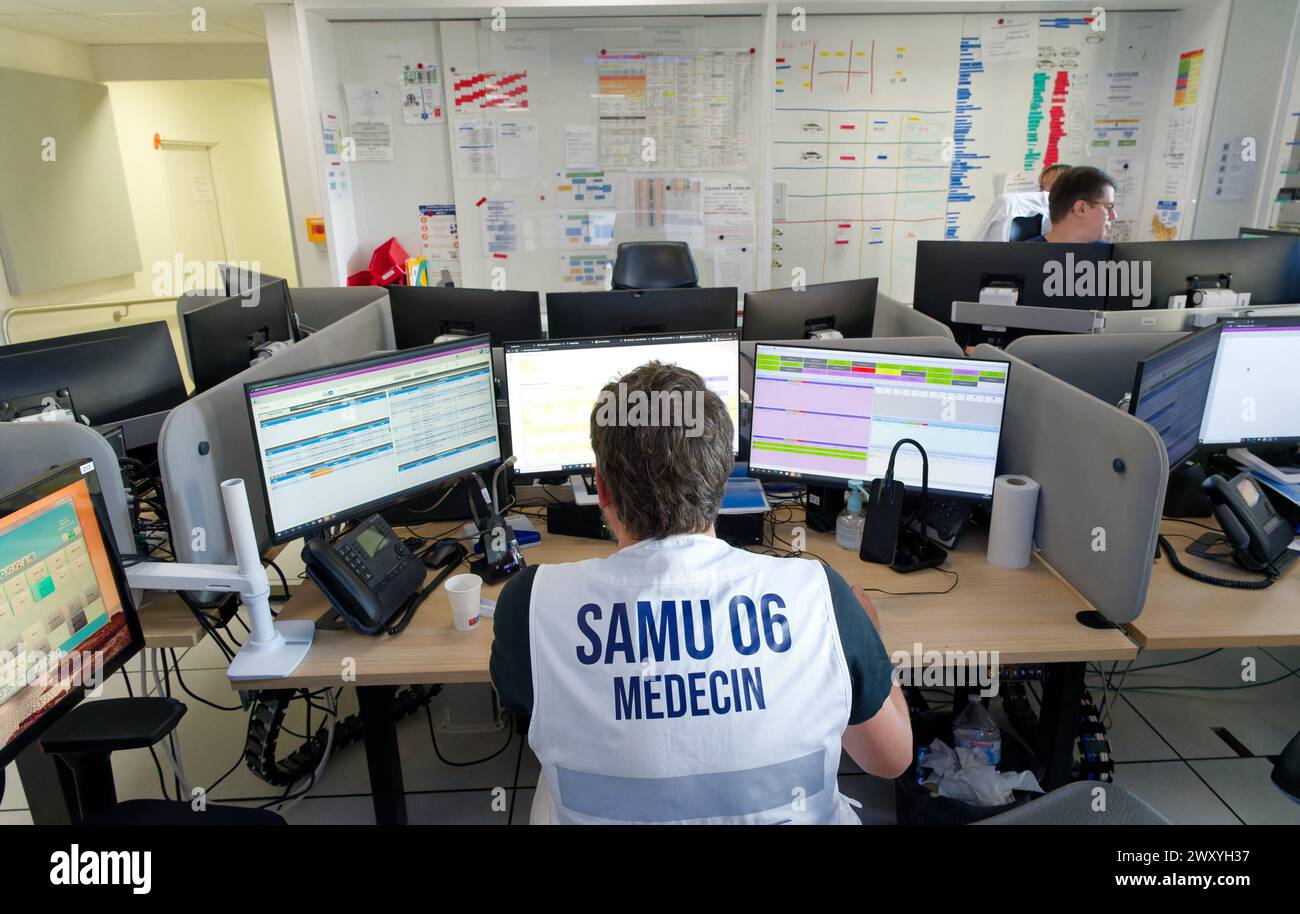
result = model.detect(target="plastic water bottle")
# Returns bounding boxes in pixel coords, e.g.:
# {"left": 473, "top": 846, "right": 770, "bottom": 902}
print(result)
{"left": 835, "top": 481, "right": 867, "bottom": 550}
{"left": 953, "top": 695, "right": 1001, "bottom": 765}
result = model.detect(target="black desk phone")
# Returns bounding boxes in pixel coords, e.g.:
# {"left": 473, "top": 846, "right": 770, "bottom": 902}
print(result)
{"left": 303, "top": 514, "right": 428, "bottom": 635}
{"left": 1203, "top": 471, "right": 1294, "bottom": 571}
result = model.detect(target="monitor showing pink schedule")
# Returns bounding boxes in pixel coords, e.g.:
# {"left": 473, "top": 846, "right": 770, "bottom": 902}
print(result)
{"left": 749, "top": 344, "right": 1010, "bottom": 500}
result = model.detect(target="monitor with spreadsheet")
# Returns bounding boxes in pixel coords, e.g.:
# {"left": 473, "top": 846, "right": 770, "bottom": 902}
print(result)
{"left": 503, "top": 330, "right": 741, "bottom": 476}
{"left": 244, "top": 335, "right": 501, "bottom": 542}
{"left": 748, "top": 343, "right": 1010, "bottom": 500}
{"left": 1199, "top": 318, "right": 1300, "bottom": 448}
{"left": 1128, "top": 325, "right": 1223, "bottom": 467}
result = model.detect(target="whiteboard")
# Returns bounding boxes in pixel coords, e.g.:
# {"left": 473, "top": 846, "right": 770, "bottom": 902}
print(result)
{"left": 773, "top": 11, "right": 1173, "bottom": 299}
{"left": 326, "top": 16, "right": 766, "bottom": 304}
{"left": 318, "top": 9, "right": 1221, "bottom": 306}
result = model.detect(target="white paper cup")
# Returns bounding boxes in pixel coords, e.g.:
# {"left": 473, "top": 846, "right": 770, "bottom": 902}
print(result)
{"left": 446, "top": 573, "right": 483, "bottom": 631}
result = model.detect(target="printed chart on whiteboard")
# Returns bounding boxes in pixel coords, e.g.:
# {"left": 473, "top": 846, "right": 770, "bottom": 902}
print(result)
{"left": 597, "top": 50, "right": 754, "bottom": 171}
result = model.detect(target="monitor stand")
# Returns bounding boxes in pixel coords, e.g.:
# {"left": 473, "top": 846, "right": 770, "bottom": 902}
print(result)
{"left": 1164, "top": 461, "right": 1212, "bottom": 518}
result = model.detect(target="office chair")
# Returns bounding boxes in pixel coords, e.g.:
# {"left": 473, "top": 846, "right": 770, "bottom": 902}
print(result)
{"left": 1275, "top": 730, "right": 1300, "bottom": 801}
{"left": 611, "top": 241, "right": 699, "bottom": 289}
{"left": 1009, "top": 214, "right": 1044, "bottom": 242}
{"left": 40, "top": 696, "right": 285, "bottom": 825}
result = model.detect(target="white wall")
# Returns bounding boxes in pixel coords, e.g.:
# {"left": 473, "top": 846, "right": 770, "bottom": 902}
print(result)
{"left": 1191, "top": 0, "right": 1300, "bottom": 238}
{"left": 0, "top": 25, "right": 298, "bottom": 353}
{"left": 0, "top": 27, "right": 136, "bottom": 330}
{"left": 265, "top": 2, "right": 335, "bottom": 286}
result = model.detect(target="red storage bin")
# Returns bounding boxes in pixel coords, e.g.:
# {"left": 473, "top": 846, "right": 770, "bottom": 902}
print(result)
{"left": 347, "top": 269, "right": 375, "bottom": 286}
{"left": 369, "top": 237, "right": 409, "bottom": 286}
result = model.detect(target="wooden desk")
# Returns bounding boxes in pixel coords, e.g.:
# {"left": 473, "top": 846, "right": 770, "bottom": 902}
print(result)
{"left": 1124, "top": 519, "right": 1300, "bottom": 651}
{"left": 135, "top": 593, "right": 207, "bottom": 649}
{"left": 229, "top": 516, "right": 1133, "bottom": 823}
{"left": 240, "top": 524, "right": 1134, "bottom": 691}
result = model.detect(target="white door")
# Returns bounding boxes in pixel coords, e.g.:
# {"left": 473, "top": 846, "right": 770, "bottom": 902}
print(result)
{"left": 160, "top": 143, "right": 227, "bottom": 290}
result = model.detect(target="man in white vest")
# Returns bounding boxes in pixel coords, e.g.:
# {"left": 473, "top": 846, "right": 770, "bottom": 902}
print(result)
{"left": 490, "top": 362, "right": 912, "bottom": 824}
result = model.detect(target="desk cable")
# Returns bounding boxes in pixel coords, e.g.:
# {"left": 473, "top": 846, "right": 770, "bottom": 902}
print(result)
{"left": 1156, "top": 534, "right": 1278, "bottom": 590}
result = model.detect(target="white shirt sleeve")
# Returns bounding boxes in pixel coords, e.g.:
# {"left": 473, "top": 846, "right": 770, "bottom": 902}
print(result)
{"left": 971, "top": 191, "right": 1051, "bottom": 241}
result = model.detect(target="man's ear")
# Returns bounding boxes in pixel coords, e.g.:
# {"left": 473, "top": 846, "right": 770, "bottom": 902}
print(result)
{"left": 594, "top": 469, "right": 612, "bottom": 510}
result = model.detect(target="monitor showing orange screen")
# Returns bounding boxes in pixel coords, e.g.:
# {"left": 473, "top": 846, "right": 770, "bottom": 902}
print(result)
{"left": 0, "top": 465, "right": 139, "bottom": 764}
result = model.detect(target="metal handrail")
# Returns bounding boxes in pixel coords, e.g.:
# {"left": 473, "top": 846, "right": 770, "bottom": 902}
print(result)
{"left": 2, "top": 295, "right": 176, "bottom": 345}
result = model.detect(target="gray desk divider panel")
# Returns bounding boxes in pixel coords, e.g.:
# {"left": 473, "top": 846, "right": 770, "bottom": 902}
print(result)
{"left": 740, "top": 336, "right": 963, "bottom": 399}
{"left": 973, "top": 344, "right": 1167, "bottom": 625}
{"left": 0, "top": 422, "right": 132, "bottom": 558}
{"left": 1006, "top": 332, "right": 1188, "bottom": 408}
{"left": 290, "top": 286, "right": 390, "bottom": 334}
{"left": 158, "top": 299, "right": 395, "bottom": 581}
{"left": 872, "top": 294, "right": 955, "bottom": 342}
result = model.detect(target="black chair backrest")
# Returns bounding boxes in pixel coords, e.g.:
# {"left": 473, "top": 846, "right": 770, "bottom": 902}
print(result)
{"left": 1009, "top": 214, "right": 1044, "bottom": 242}
{"left": 611, "top": 241, "right": 699, "bottom": 289}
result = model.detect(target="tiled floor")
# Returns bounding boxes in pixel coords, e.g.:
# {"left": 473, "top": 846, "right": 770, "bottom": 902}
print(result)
{"left": 1085, "top": 646, "right": 1300, "bottom": 825}
{"left": 3, "top": 643, "right": 1297, "bottom": 824}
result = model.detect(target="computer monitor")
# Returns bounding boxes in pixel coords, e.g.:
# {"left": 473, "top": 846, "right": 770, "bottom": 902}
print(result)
{"left": 544, "top": 287, "right": 737, "bottom": 339}
{"left": 912, "top": 240, "right": 1113, "bottom": 345}
{"left": 1128, "top": 324, "right": 1224, "bottom": 467}
{"left": 218, "top": 263, "right": 283, "bottom": 297}
{"left": 504, "top": 330, "right": 741, "bottom": 476}
{"left": 0, "top": 461, "right": 142, "bottom": 767}
{"left": 748, "top": 343, "right": 1010, "bottom": 500}
{"left": 184, "top": 279, "right": 300, "bottom": 394}
{"left": 1239, "top": 227, "right": 1300, "bottom": 239}
{"left": 0, "top": 322, "right": 188, "bottom": 442}
{"left": 741, "top": 279, "right": 878, "bottom": 341}
{"left": 1199, "top": 318, "right": 1300, "bottom": 449}
{"left": 244, "top": 334, "right": 501, "bottom": 542}
{"left": 1110, "top": 237, "right": 1300, "bottom": 308}
{"left": 388, "top": 285, "right": 543, "bottom": 348}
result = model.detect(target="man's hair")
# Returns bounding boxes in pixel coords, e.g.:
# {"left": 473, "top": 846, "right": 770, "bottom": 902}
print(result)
{"left": 1047, "top": 166, "right": 1116, "bottom": 224}
{"left": 1039, "top": 162, "right": 1071, "bottom": 191}
{"left": 589, "top": 361, "right": 733, "bottom": 541}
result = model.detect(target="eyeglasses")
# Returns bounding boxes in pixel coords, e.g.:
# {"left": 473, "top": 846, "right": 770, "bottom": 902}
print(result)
{"left": 1088, "top": 200, "right": 1118, "bottom": 216}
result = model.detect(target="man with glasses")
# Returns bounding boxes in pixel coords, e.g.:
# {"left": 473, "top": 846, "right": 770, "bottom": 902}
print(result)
{"left": 1025, "top": 166, "right": 1117, "bottom": 244}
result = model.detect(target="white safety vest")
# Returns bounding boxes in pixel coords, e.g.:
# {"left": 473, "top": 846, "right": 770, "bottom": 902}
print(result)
{"left": 526, "top": 534, "right": 861, "bottom": 825}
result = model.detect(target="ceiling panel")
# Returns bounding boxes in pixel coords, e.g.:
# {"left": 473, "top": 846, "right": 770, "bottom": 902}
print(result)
{"left": 0, "top": 13, "right": 129, "bottom": 35}
{"left": 30, "top": 0, "right": 175, "bottom": 12}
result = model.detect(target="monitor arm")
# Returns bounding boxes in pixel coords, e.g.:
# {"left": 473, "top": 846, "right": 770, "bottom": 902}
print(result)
{"left": 125, "top": 478, "right": 313, "bottom": 681}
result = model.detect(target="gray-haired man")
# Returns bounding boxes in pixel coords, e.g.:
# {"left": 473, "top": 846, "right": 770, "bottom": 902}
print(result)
{"left": 490, "top": 361, "right": 911, "bottom": 824}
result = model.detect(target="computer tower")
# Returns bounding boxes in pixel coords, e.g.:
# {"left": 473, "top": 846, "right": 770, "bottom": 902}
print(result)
{"left": 805, "top": 485, "right": 845, "bottom": 533}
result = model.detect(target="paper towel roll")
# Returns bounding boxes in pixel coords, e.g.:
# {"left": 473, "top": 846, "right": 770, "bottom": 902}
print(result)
{"left": 987, "top": 475, "right": 1040, "bottom": 569}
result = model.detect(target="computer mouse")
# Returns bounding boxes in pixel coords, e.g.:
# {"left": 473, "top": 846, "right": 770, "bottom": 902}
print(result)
{"left": 425, "top": 539, "right": 467, "bottom": 569}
